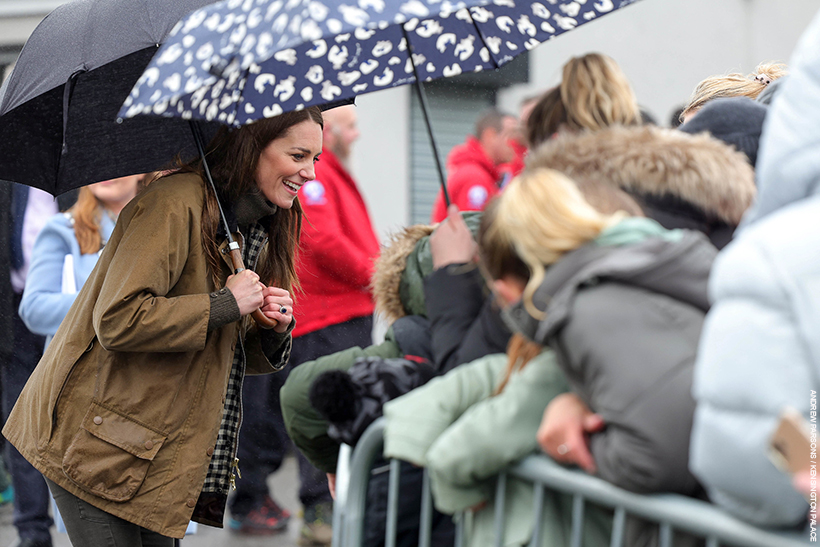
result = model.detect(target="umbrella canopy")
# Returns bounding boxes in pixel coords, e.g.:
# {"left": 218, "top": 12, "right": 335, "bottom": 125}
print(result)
{"left": 120, "top": 0, "right": 642, "bottom": 126}
{"left": 0, "top": 0, "right": 221, "bottom": 195}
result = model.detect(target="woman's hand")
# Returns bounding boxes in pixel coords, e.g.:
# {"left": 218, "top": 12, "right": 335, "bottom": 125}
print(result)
{"left": 260, "top": 286, "right": 294, "bottom": 333}
{"left": 430, "top": 205, "right": 477, "bottom": 270}
{"left": 537, "top": 392, "right": 604, "bottom": 474}
{"left": 327, "top": 473, "right": 336, "bottom": 500}
{"left": 225, "top": 270, "right": 265, "bottom": 316}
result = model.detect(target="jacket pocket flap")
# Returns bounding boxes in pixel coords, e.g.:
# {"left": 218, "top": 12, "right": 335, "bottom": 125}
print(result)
{"left": 81, "top": 403, "right": 166, "bottom": 460}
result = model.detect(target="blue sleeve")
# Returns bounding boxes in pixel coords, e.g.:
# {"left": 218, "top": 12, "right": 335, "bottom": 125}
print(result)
{"left": 18, "top": 216, "right": 79, "bottom": 337}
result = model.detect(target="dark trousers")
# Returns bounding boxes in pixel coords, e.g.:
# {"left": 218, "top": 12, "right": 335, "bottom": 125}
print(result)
{"left": 0, "top": 294, "right": 51, "bottom": 544}
{"left": 230, "top": 315, "right": 373, "bottom": 517}
{"left": 47, "top": 478, "right": 174, "bottom": 547}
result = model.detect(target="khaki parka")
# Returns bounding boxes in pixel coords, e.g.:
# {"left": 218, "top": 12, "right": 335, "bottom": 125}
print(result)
{"left": 2, "top": 173, "right": 288, "bottom": 539}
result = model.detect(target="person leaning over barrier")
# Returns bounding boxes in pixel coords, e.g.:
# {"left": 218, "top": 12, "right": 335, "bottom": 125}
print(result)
{"left": 2, "top": 108, "right": 324, "bottom": 546}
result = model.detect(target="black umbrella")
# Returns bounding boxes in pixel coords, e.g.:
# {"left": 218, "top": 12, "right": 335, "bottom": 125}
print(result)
{"left": 0, "top": 0, "right": 282, "bottom": 328}
{"left": 0, "top": 0, "right": 222, "bottom": 196}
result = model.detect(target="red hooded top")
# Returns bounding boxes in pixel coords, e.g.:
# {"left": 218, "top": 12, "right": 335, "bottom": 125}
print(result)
{"left": 294, "top": 148, "right": 379, "bottom": 337}
{"left": 499, "top": 139, "right": 528, "bottom": 179}
{"left": 431, "top": 136, "right": 503, "bottom": 223}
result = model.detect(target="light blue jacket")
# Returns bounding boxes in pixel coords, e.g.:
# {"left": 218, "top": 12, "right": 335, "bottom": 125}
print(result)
{"left": 690, "top": 8, "right": 820, "bottom": 527}
{"left": 19, "top": 210, "right": 116, "bottom": 348}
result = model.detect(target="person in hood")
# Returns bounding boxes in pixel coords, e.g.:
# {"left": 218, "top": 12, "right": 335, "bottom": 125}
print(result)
{"left": 690, "top": 7, "right": 820, "bottom": 529}
{"left": 480, "top": 168, "right": 715, "bottom": 498}
{"left": 527, "top": 124, "right": 756, "bottom": 250}
{"left": 430, "top": 110, "right": 516, "bottom": 223}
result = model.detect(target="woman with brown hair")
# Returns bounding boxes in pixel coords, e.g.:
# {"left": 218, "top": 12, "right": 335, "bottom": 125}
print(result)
{"left": 3, "top": 107, "right": 323, "bottom": 546}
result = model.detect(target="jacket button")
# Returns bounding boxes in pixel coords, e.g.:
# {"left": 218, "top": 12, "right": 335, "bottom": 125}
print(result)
{"left": 206, "top": 447, "right": 214, "bottom": 456}
{"left": 186, "top": 498, "right": 196, "bottom": 508}
{"left": 144, "top": 440, "right": 154, "bottom": 450}
{"left": 93, "top": 416, "right": 103, "bottom": 425}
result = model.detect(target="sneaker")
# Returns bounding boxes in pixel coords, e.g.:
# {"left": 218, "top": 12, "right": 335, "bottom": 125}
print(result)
{"left": 229, "top": 495, "right": 291, "bottom": 535}
{"left": 299, "top": 502, "right": 333, "bottom": 546}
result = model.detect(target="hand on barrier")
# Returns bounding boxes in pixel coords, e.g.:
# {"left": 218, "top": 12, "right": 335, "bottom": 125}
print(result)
{"left": 537, "top": 392, "right": 604, "bottom": 474}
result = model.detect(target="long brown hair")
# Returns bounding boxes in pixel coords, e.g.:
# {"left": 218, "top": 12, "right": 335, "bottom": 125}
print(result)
{"left": 71, "top": 172, "right": 158, "bottom": 255}
{"left": 494, "top": 333, "right": 543, "bottom": 395}
{"left": 186, "top": 107, "right": 323, "bottom": 290}
{"left": 71, "top": 187, "right": 104, "bottom": 255}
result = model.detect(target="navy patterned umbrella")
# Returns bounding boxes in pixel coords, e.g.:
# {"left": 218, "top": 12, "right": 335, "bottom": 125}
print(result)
{"left": 120, "top": 0, "right": 642, "bottom": 201}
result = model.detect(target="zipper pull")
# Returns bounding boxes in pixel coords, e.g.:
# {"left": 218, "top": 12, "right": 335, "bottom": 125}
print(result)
{"left": 229, "top": 457, "right": 242, "bottom": 490}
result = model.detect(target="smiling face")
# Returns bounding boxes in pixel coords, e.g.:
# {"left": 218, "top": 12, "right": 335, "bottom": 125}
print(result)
{"left": 255, "top": 119, "right": 323, "bottom": 208}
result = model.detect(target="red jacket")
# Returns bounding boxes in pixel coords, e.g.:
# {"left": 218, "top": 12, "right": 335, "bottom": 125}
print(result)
{"left": 431, "top": 136, "right": 502, "bottom": 223}
{"left": 294, "top": 149, "right": 379, "bottom": 337}
{"left": 499, "top": 139, "right": 527, "bottom": 178}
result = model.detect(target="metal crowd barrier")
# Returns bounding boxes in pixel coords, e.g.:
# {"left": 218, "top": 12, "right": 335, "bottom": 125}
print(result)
{"left": 332, "top": 418, "right": 809, "bottom": 547}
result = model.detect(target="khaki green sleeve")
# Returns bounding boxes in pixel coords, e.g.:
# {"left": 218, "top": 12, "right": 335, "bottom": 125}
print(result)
{"left": 281, "top": 332, "right": 403, "bottom": 473}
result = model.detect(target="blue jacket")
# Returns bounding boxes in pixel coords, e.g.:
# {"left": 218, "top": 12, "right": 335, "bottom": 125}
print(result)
{"left": 19, "top": 210, "right": 116, "bottom": 348}
{"left": 690, "top": 8, "right": 820, "bottom": 526}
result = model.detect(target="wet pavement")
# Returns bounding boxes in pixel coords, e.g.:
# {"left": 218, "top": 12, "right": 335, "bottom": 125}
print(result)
{"left": 0, "top": 455, "right": 308, "bottom": 547}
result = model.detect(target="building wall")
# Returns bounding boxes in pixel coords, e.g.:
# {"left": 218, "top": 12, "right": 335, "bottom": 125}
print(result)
{"left": 354, "top": 0, "right": 819, "bottom": 239}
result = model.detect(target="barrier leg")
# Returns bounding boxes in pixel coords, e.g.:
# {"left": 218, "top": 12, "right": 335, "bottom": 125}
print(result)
{"left": 570, "top": 493, "right": 585, "bottom": 547}
{"left": 528, "top": 483, "right": 545, "bottom": 547}
{"left": 419, "top": 470, "right": 432, "bottom": 547}
{"left": 609, "top": 507, "right": 626, "bottom": 547}
{"left": 385, "top": 459, "right": 401, "bottom": 547}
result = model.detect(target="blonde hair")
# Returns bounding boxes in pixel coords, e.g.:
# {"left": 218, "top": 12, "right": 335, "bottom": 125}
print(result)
{"left": 481, "top": 168, "right": 622, "bottom": 319}
{"left": 681, "top": 61, "right": 788, "bottom": 121}
{"left": 527, "top": 53, "right": 640, "bottom": 146}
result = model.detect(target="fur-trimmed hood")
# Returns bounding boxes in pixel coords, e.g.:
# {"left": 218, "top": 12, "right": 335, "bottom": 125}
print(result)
{"left": 528, "top": 125, "right": 756, "bottom": 226}
{"left": 370, "top": 212, "right": 483, "bottom": 325}
{"left": 371, "top": 224, "right": 435, "bottom": 324}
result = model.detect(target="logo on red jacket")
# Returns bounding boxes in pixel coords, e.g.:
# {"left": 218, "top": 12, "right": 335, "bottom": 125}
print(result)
{"left": 302, "top": 180, "right": 327, "bottom": 205}
{"left": 467, "top": 185, "right": 489, "bottom": 208}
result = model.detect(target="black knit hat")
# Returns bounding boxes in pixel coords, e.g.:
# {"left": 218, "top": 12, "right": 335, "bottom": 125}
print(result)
{"left": 679, "top": 97, "right": 768, "bottom": 167}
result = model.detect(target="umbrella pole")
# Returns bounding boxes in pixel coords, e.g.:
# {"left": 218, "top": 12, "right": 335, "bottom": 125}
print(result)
{"left": 188, "top": 121, "right": 279, "bottom": 329}
{"left": 402, "top": 27, "right": 451, "bottom": 208}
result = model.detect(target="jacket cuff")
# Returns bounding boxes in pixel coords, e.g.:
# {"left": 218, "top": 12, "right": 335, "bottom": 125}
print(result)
{"left": 259, "top": 318, "right": 296, "bottom": 367}
{"left": 207, "top": 288, "right": 241, "bottom": 332}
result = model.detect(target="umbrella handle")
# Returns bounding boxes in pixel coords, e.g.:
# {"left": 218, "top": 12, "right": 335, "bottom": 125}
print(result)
{"left": 227, "top": 248, "right": 280, "bottom": 330}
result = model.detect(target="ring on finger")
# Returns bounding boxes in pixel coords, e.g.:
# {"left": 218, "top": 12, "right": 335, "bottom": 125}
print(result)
{"left": 279, "top": 306, "right": 288, "bottom": 314}
{"left": 557, "top": 444, "right": 570, "bottom": 455}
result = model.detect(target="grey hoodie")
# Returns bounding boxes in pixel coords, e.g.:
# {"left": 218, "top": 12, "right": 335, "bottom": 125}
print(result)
{"left": 505, "top": 224, "right": 716, "bottom": 495}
